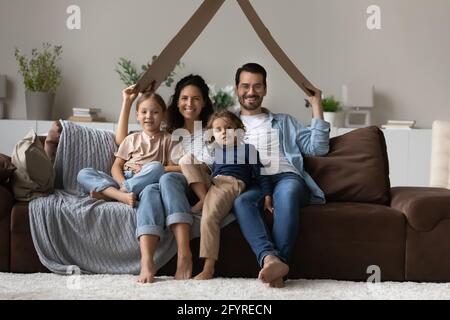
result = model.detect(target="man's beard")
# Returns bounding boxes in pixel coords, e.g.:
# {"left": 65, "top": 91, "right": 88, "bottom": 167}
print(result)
{"left": 239, "top": 94, "right": 263, "bottom": 110}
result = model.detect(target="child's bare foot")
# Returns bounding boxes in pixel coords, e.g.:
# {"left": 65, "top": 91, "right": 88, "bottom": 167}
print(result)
{"left": 175, "top": 255, "right": 192, "bottom": 280}
{"left": 258, "top": 255, "right": 289, "bottom": 285}
{"left": 191, "top": 200, "right": 204, "bottom": 214}
{"left": 117, "top": 192, "right": 137, "bottom": 207}
{"left": 194, "top": 269, "right": 214, "bottom": 280}
{"left": 90, "top": 191, "right": 112, "bottom": 201}
{"left": 138, "top": 258, "right": 157, "bottom": 284}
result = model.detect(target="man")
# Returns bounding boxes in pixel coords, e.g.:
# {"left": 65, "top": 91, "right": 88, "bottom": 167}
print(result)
{"left": 233, "top": 63, "right": 330, "bottom": 288}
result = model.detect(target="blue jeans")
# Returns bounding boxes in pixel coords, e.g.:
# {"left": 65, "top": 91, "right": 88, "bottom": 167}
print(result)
{"left": 77, "top": 162, "right": 191, "bottom": 239}
{"left": 77, "top": 161, "right": 165, "bottom": 195}
{"left": 233, "top": 172, "right": 310, "bottom": 267}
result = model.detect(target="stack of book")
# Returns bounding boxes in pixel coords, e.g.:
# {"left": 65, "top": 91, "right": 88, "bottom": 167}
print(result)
{"left": 69, "top": 108, "right": 105, "bottom": 122}
{"left": 381, "top": 120, "right": 416, "bottom": 129}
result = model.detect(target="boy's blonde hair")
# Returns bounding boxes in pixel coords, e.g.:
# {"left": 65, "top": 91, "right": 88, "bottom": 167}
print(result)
{"left": 136, "top": 93, "right": 167, "bottom": 112}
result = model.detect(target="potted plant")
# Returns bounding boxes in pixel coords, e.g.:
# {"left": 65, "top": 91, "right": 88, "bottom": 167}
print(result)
{"left": 208, "top": 85, "right": 237, "bottom": 111}
{"left": 14, "top": 43, "right": 63, "bottom": 120}
{"left": 321, "top": 95, "right": 342, "bottom": 128}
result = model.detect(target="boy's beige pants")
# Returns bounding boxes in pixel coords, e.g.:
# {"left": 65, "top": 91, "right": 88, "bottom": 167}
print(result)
{"left": 179, "top": 154, "right": 246, "bottom": 261}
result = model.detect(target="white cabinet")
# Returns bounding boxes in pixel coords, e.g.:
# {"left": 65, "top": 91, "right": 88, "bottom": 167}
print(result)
{"left": 0, "top": 119, "right": 117, "bottom": 155}
{"left": 0, "top": 120, "right": 36, "bottom": 156}
{"left": 331, "top": 127, "right": 432, "bottom": 187}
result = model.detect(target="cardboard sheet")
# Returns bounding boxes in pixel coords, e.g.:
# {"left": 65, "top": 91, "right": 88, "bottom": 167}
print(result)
{"left": 136, "top": 0, "right": 317, "bottom": 97}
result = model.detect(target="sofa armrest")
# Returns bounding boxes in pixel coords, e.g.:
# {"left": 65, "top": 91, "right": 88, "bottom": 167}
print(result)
{"left": 390, "top": 187, "right": 450, "bottom": 232}
{"left": 0, "top": 185, "right": 14, "bottom": 271}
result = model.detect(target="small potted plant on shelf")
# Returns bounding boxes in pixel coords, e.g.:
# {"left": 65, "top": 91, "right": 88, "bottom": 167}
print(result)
{"left": 14, "top": 43, "right": 63, "bottom": 120}
{"left": 321, "top": 95, "right": 342, "bottom": 128}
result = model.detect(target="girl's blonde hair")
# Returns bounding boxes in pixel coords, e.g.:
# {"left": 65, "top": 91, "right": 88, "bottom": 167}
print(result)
{"left": 136, "top": 92, "right": 167, "bottom": 112}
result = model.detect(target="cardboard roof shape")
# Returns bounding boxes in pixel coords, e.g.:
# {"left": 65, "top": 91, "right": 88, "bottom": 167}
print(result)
{"left": 135, "top": 0, "right": 317, "bottom": 97}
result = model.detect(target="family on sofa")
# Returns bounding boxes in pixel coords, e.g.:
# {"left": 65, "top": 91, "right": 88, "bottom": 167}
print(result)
{"left": 77, "top": 62, "right": 328, "bottom": 288}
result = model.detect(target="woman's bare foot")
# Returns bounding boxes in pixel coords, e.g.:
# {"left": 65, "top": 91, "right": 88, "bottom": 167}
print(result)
{"left": 175, "top": 255, "right": 192, "bottom": 280}
{"left": 194, "top": 269, "right": 214, "bottom": 280}
{"left": 117, "top": 192, "right": 137, "bottom": 207}
{"left": 258, "top": 255, "right": 289, "bottom": 285}
{"left": 138, "top": 258, "right": 157, "bottom": 284}
{"left": 90, "top": 191, "right": 112, "bottom": 201}
{"left": 191, "top": 200, "right": 204, "bottom": 214}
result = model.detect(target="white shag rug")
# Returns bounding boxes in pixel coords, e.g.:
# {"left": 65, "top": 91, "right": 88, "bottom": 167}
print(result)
{"left": 1, "top": 273, "right": 449, "bottom": 300}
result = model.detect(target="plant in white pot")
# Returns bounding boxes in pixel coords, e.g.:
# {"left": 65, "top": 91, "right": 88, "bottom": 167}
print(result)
{"left": 322, "top": 95, "right": 342, "bottom": 128}
{"left": 14, "top": 43, "right": 63, "bottom": 120}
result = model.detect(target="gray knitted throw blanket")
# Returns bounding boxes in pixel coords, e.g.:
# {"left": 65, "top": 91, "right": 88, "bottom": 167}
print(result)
{"left": 29, "top": 121, "right": 234, "bottom": 275}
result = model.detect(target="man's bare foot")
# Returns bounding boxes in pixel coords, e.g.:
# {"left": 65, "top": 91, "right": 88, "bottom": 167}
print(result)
{"left": 194, "top": 269, "right": 214, "bottom": 280}
{"left": 191, "top": 200, "right": 204, "bottom": 214}
{"left": 137, "top": 258, "right": 157, "bottom": 284}
{"left": 258, "top": 255, "right": 289, "bottom": 284}
{"left": 175, "top": 255, "right": 192, "bottom": 280}
{"left": 117, "top": 192, "right": 137, "bottom": 207}
{"left": 90, "top": 191, "right": 112, "bottom": 201}
{"left": 268, "top": 277, "right": 285, "bottom": 288}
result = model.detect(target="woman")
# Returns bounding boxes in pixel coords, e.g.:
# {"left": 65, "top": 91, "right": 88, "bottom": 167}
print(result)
{"left": 115, "top": 75, "right": 214, "bottom": 283}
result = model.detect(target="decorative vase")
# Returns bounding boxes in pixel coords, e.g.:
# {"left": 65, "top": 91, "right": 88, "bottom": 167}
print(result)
{"left": 323, "top": 111, "right": 344, "bottom": 128}
{"left": 323, "top": 111, "right": 337, "bottom": 128}
{"left": 25, "top": 91, "right": 55, "bottom": 120}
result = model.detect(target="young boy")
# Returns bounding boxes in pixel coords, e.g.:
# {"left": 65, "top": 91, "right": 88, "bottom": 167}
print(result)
{"left": 179, "top": 110, "right": 271, "bottom": 280}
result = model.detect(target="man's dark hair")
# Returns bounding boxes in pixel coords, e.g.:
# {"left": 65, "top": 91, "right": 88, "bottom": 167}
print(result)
{"left": 235, "top": 63, "right": 267, "bottom": 87}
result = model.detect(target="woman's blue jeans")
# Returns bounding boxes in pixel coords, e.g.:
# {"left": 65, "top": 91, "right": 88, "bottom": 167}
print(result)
{"left": 233, "top": 172, "right": 310, "bottom": 267}
{"left": 77, "top": 163, "right": 193, "bottom": 239}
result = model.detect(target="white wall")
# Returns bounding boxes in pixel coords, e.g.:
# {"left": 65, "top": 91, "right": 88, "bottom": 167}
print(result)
{"left": 1, "top": 0, "right": 449, "bottom": 127}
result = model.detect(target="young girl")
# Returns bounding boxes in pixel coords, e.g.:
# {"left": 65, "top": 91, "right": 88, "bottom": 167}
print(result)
{"left": 77, "top": 89, "right": 174, "bottom": 207}
{"left": 179, "top": 110, "right": 271, "bottom": 280}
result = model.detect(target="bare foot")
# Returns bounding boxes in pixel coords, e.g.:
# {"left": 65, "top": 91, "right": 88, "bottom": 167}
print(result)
{"left": 90, "top": 191, "right": 112, "bottom": 201}
{"left": 258, "top": 256, "right": 289, "bottom": 284}
{"left": 117, "top": 192, "right": 137, "bottom": 207}
{"left": 194, "top": 269, "right": 214, "bottom": 280}
{"left": 175, "top": 255, "right": 192, "bottom": 280}
{"left": 268, "top": 277, "right": 285, "bottom": 288}
{"left": 137, "top": 258, "right": 157, "bottom": 284}
{"left": 191, "top": 200, "right": 204, "bottom": 214}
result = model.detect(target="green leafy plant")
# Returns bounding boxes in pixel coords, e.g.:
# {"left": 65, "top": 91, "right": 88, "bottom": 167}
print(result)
{"left": 321, "top": 95, "right": 341, "bottom": 112}
{"left": 209, "top": 85, "right": 236, "bottom": 111}
{"left": 115, "top": 56, "right": 184, "bottom": 87}
{"left": 14, "top": 43, "right": 63, "bottom": 92}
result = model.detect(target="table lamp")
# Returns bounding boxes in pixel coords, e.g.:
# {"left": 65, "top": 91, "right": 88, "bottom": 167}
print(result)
{"left": 341, "top": 84, "right": 374, "bottom": 128}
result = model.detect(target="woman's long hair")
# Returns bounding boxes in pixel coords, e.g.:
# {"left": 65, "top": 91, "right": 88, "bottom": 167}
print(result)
{"left": 165, "top": 74, "right": 214, "bottom": 133}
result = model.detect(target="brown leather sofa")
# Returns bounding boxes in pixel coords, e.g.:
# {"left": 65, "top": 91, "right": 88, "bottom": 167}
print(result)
{"left": 1, "top": 124, "right": 450, "bottom": 282}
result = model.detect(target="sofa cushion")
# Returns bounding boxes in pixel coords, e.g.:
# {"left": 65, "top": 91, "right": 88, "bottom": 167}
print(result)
{"left": 11, "top": 129, "right": 54, "bottom": 201}
{"left": 304, "top": 126, "right": 391, "bottom": 205}
{"left": 0, "top": 154, "right": 16, "bottom": 185}
{"left": 390, "top": 187, "right": 450, "bottom": 231}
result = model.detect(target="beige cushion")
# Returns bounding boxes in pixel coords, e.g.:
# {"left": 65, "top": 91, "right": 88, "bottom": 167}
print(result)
{"left": 11, "top": 129, "right": 54, "bottom": 201}
{"left": 430, "top": 120, "right": 450, "bottom": 189}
